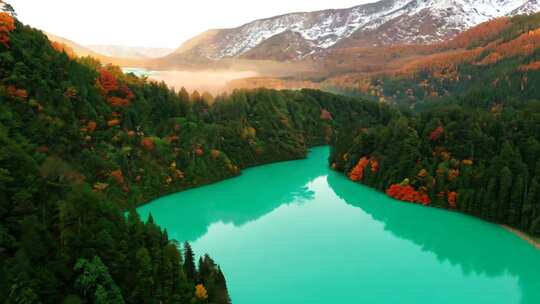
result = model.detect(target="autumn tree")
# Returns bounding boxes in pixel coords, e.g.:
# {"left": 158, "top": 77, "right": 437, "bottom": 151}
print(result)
{"left": 194, "top": 284, "right": 208, "bottom": 302}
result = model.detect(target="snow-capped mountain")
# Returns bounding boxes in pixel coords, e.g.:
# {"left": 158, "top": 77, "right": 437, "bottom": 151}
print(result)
{"left": 172, "top": 0, "right": 540, "bottom": 61}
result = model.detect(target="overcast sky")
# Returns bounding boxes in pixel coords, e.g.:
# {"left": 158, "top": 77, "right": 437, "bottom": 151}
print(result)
{"left": 10, "top": 0, "right": 376, "bottom": 49}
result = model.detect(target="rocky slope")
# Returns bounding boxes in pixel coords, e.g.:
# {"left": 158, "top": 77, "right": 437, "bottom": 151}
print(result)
{"left": 172, "top": 0, "right": 540, "bottom": 61}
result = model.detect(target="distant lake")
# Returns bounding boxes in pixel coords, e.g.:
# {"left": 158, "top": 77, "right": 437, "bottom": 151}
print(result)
{"left": 121, "top": 67, "right": 257, "bottom": 94}
{"left": 121, "top": 67, "right": 155, "bottom": 77}
{"left": 138, "top": 147, "right": 540, "bottom": 304}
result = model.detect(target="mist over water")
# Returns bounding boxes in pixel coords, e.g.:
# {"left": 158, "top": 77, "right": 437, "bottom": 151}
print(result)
{"left": 122, "top": 67, "right": 258, "bottom": 94}
{"left": 138, "top": 147, "right": 540, "bottom": 304}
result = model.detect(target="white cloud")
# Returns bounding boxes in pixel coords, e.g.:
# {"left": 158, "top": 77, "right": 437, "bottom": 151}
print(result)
{"left": 10, "top": 0, "right": 376, "bottom": 48}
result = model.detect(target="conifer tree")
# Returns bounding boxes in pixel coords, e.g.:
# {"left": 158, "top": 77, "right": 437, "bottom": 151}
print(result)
{"left": 183, "top": 242, "right": 197, "bottom": 282}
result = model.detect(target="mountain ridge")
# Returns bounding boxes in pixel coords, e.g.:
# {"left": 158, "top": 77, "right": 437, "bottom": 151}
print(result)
{"left": 172, "top": 0, "right": 540, "bottom": 62}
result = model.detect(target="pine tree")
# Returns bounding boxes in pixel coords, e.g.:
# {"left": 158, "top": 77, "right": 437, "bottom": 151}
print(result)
{"left": 522, "top": 177, "right": 538, "bottom": 230}
{"left": 214, "top": 267, "right": 232, "bottom": 304}
{"left": 485, "top": 178, "right": 498, "bottom": 220}
{"left": 497, "top": 167, "right": 513, "bottom": 223}
{"left": 509, "top": 175, "right": 524, "bottom": 226}
{"left": 183, "top": 242, "right": 196, "bottom": 282}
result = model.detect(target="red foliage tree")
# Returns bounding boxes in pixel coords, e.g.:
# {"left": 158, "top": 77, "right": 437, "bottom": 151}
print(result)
{"left": 448, "top": 192, "right": 458, "bottom": 208}
{"left": 194, "top": 147, "right": 204, "bottom": 156}
{"left": 448, "top": 169, "right": 460, "bottom": 181}
{"left": 370, "top": 159, "right": 379, "bottom": 173}
{"left": 141, "top": 137, "right": 155, "bottom": 151}
{"left": 386, "top": 184, "right": 431, "bottom": 205}
{"left": 429, "top": 126, "right": 444, "bottom": 141}
{"left": 98, "top": 69, "right": 118, "bottom": 95}
{"left": 320, "top": 109, "right": 333, "bottom": 121}
{"left": 97, "top": 69, "right": 134, "bottom": 107}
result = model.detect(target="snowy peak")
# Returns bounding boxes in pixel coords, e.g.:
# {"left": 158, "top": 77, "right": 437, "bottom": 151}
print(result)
{"left": 512, "top": 0, "right": 540, "bottom": 15}
{"left": 173, "top": 0, "right": 540, "bottom": 61}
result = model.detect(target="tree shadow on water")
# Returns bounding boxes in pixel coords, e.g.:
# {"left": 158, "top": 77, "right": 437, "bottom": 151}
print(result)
{"left": 137, "top": 148, "right": 328, "bottom": 242}
{"left": 327, "top": 172, "right": 540, "bottom": 303}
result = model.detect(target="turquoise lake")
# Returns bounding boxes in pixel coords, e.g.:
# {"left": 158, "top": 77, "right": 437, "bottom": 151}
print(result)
{"left": 138, "top": 147, "right": 540, "bottom": 304}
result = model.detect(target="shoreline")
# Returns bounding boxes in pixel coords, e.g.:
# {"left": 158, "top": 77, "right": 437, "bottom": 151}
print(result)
{"left": 132, "top": 150, "right": 314, "bottom": 209}
{"left": 501, "top": 225, "right": 540, "bottom": 250}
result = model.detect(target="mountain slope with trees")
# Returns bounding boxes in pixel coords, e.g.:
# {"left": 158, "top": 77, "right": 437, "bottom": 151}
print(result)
{"left": 0, "top": 9, "right": 394, "bottom": 303}
{"left": 330, "top": 96, "right": 540, "bottom": 236}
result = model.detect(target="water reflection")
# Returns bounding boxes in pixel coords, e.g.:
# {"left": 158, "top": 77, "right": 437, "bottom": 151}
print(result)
{"left": 327, "top": 171, "right": 540, "bottom": 303}
{"left": 139, "top": 147, "right": 540, "bottom": 304}
{"left": 137, "top": 150, "right": 324, "bottom": 242}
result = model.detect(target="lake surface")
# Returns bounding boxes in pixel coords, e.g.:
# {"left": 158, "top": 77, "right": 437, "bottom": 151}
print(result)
{"left": 138, "top": 147, "right": 540, "bottom": 304}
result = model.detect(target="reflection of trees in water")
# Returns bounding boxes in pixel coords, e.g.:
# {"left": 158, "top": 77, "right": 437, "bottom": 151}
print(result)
{"left": 140, "top": 147, "right": 539, "bottom": 303}
{"left": 327, "top": 172, "right": 540, "bottom": 303}
{"left": 138, "top": 148, "right": 327, "bottom": 242}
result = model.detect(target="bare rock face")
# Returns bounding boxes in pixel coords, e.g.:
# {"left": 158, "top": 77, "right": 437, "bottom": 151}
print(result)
{"left": 172, "top": 0, "right": 540, "bottom": 62}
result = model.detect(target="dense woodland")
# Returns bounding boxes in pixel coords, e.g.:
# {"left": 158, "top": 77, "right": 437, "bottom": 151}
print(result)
{"left": 331, "top": 84, "right": 540, "bottom": 237}
{"left": 0, "top": 8, "right": 393, "bottom": 303}
{"left": 1, "top": 2, "right": 540, "bottom": 303}
{"left": 329, "top": 13, "right": 540, "bottom": 237}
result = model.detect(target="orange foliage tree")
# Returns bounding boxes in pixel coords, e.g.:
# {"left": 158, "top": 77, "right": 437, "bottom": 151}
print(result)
{"left": 448, "top": 191, "right": 458, "bottom": 208}
{"left": 194, "top": 284, "right": 208, "bottom": 301}
{"left": 210, "top": 149, "right": 220, "bottom": 159}
{"left": 519, "top": 61, "right": 540, "bottom": 72}
{"left": 87, "top": 121, "right": 97, "bottom": 132}
{"left": 446, "top": 18, "right": 510, "bottom": 49}
{"left": 349, "top": 157, "right": 379, "bottom": 181}
{"left": 480, "top": 28, "right": 540, "bottom": 65}
{"left": 6, "top": 85, "right": 28, "bottom": 99}
{"left": 462, "top": 159, "right": 474, "bottom": 166}
{"left": 110, "top": 169, "right": 125, "bottom": 186}
{"left": 107, "top": 119, "right": 121, "bottom": 128}
{"left": 0, "top": 12, "right": 15, "bottom": 47}
{"left": 51, "top": 41, "right": 76, "bottom": 58}
{"left": 349, "top": 157, "right": 370, "bottom": 181}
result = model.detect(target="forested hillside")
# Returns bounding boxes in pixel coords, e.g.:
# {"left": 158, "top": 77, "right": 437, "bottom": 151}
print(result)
{"left": 327, "top": 13, "right": 540, "bottom": 237}
{"left": 0, "top": 12, "right": 393, "bottom": 303}
{"left": 330, "top": 98, "right": 540, "bottom": 236}
{"left": 326, "top": 13, "right": 540, "bottom": 106}
{"left": 2, "top": 3, "right": 540, "bottom": 303}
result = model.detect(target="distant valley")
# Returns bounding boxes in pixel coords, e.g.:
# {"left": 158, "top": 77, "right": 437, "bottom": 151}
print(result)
{"left": 87, "top": 45, "right": 173, "bottom": 59}
{"left": 46, "top": 0, "right": 540, "bottom": 97}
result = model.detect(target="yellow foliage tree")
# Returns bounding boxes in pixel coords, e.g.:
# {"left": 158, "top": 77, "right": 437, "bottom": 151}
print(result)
{"left": 194, "top": 284, "right": 208, "bottom": 301}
